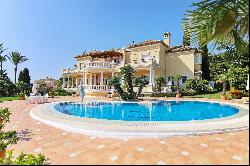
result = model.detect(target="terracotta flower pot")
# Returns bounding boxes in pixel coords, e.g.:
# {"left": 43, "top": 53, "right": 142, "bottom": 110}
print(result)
{"left": 19, "top": 96, "right": 25, "bottom": 100}
{"left": 0, "top": 150, "right": 6, "bottom": 159}
{"left": 221, "top": 95, "right": 227, "bottom": 100}
{"left": 176, "top": 94, "right": 182, "bottom": 98}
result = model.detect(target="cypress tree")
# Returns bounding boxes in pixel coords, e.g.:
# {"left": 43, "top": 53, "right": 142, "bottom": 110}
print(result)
{"left": 201, "top": 45, "right": 211, "bottom": 80}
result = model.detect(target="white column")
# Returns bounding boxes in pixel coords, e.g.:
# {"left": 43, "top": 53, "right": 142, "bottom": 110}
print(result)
{"left": 90, "top": 74, "right": 93, "bottom": 86}
{"left": 62, "top": 77, "right": 65, "bottom": 89}
{"left": 84, "top": 73, "right": 87, "bottom": 86}
{"left": 100, "top": 72, "right": 103, "bottom": 85}
{"left": 112, "top": 72, "right": 114, "bottom": 77}
{"left": 100, "top": 72, "right": 103, "bottom": 90}
{"left": 94, "top": 74, "right": 97, "bottom": 85}
{"left": 82, "top": 73, "right": 85, "bottom": 85}
{"left": 149, "top": 68, "right": 155, "bottom": 85}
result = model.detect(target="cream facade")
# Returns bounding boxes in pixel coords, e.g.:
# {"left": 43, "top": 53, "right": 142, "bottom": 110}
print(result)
{"left": 62, "top": 32, "right": 202, "bottom": 96}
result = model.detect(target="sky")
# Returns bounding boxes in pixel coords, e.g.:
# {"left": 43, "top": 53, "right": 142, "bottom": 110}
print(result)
{"left": 0, "top": 0, "right": 200, "bottom": 82}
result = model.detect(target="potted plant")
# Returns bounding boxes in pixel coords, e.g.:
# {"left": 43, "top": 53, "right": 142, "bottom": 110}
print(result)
{"left": 72, "top": 91, "right": 76, "bottom": 97}
{"left": 216, "top": 73, "right": 228, "bottom": 100}
{"left": 107, "top": 92, "right": 112, "bottom": 98}
{"left": 172, "top": 75, "right": 182, "bottom": 98}
{"left": 0, "top": 131, "right": 19, "bottom": 159}
{"left": 18, "top": 93, "right": 25, "bottom": 100}
{"left": 0, "top": 108, "right": 11, "bottom": 130}
{"left": 155, "top": 77, "right": 166, "bottom": 93}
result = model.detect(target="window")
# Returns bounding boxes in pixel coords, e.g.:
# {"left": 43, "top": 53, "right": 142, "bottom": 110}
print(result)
{"left": 194, "top": 53, "right": 202, "bottom": 64}
{"left": 140, "top": 51, "right": 151, "bottom": 62}
{"left": 181, "top": 76, "right": 188, "bottom": 84}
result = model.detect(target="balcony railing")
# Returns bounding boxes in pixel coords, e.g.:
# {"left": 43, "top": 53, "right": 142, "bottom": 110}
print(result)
{"left": 63, "top": 85, "right": 112, "bottom": 91}
{"left": 62, "top": 60, "right": 125, "bottom": 74}
{"left": 83, "top": 61, "right": 113, "bottom": 69}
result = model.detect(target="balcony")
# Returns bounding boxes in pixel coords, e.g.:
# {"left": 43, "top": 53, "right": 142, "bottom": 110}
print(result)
{"left": 81, "top": 61, "right": 114, "bottom": 69}
{"left": 62, "top": 60, "right": 125, "bottom": 75}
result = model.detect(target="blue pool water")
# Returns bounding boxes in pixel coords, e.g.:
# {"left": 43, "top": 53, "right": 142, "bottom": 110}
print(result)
{"left": 54, "top": 101, "right": 240, "bottom": 121}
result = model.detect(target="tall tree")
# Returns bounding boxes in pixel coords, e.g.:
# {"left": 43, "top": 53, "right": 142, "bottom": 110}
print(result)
{"left": 183, "top": 0, "right": 249, "bottom": 54}
{"left": 0, "top": 43, "right": 7, "bottom": 71}
{"left": 201, "top": 45, "right": 211, "bottom": 80}
{"left": 18, "top": 68, "right": 31, "bottom": 85}
{"left": 182, "top": 23, "right": 191, "bottom": 46}
{"left": 0, "top": 70, "right": 17, "bottom": 97}
{"left": 120, "top": 65, "right": 135, "bottom": 94}
{"left": 8, "top": 51, "right": 29, "bottom": 84}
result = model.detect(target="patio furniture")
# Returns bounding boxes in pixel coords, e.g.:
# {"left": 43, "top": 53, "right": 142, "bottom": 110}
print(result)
{"left": 26, "top": 94, "right": 48, "bottom": 104}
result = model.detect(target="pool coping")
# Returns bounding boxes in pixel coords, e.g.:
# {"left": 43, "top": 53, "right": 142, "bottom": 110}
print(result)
{"left": 29, "top": 99, "right": 249, "bottom": 138}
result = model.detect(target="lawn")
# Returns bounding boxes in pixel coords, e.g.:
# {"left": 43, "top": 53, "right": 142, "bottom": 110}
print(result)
{"left": 0, "top": 96, "right": 19, "bottom": 102}
{"left": 184, "top": 92, "right": 232, "bottom": 100}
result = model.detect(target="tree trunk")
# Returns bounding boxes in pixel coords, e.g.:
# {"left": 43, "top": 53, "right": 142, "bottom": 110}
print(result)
{"left": 176, "top": 82, "right": 180, "bottom": 94}
{"left": 0, "top": 61, "right": 2, "bottom": 71}
{"left": 114, "top": 85, "right": 124, "bottom": 96}
{"left": 222, "top": 80, "right": 227, "bottom": 95}
{"left": 137, "top": 86, "right": 143, "bottom": 97}
{"left": 127, "top": 75, "right": 133, "bottom": 94}
{"left": 14, "top": 67, "right": 17, "bottom": 84}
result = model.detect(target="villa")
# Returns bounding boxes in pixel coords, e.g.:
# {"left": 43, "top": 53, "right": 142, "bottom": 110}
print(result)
{"left": 62, "top": 32, "right": 203, "bottom": 96}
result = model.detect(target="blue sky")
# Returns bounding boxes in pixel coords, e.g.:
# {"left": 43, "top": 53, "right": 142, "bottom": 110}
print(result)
{"left": 0, "top": 0, "right": 199, "bottom": 82}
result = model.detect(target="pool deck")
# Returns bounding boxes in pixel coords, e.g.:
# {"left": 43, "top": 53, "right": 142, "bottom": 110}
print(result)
{"left": 1, "top": 96, "right": 249, "bottom": 165}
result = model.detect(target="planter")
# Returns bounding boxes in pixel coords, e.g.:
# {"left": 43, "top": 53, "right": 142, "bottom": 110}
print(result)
{"left": 221, "top": 95, "right": 227, "bottom": 100}
{"left": 0, "top": 149, "right": 6, "bottom": 159}
{"left": 19, "top": 96, "right": 25, "bottom": 100}
{"left": 176, "top": 94, "right": 182, "bottom": 98}
{"left": 107, "top": 93, "right": 112, "bottom": 98}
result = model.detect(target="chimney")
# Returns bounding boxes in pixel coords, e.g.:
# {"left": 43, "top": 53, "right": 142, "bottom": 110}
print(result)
{"left": 163, "top": 32, "right": 171, "bottom": 47}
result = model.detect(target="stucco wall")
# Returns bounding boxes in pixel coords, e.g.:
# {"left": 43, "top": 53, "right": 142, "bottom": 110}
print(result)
{"left": 165, "top": 51, "right": 195, "bottom": 79}
{"left": 126, "top": 44, "right": 161, "bottom": 68}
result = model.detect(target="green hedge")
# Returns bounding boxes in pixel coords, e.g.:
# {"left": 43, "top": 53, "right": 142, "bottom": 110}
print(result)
{"left": 143, "top": 89, "right": 218, "bottom": 98}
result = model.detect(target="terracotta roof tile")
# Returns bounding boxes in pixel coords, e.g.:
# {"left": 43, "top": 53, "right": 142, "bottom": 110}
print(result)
{"left": 167, "top": 45, "right": 200, "bottom": 53}
{"left": 127, "top": 40, "right": 168, "bottom": 48}
{"left": 74, "top": 49, "right": 122, "bottom": 58}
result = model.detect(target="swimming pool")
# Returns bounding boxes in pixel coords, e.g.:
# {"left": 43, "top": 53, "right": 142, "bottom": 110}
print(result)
{"left": 54, "top": 101, "right": 240, "bottom": 121}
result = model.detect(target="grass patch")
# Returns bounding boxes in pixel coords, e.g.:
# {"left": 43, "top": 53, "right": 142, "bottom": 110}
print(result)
{"left": 183, "top": 91, "right": 232, "bottom": 100}
{"left": 0, "top": 96, "right": 19, "bottom": 102}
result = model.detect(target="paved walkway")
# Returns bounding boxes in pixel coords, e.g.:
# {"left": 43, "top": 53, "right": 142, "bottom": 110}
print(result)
{"left": 1, "top": 96, "right": 249, "bottom": 165}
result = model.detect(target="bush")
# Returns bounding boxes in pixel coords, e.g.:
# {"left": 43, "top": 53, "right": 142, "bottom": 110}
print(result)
{"left": 54, "top": 88, "right": 68, "bottom": 96}
{"left": 121, "top": 92, "right": 137, "bottom": 100}
{"left": 185, "top": 79, "right": 212, "bottom": 94}
{"left": 230, "top": 88, "right": 249, "bottom": 99}
{"left": 148, "top": 89, "right": 217, "bottom": 98}
{"left": 0, "top": 108, "right": 11, "bottom": 130}
{"left": 0, "top": 150, "right": 47, "bottom": 165}
{"left": 0, "top": 131, "right": 19, "bottom": 151}
{"left": 228, "top": 67, "right": 249, "bottom": 90}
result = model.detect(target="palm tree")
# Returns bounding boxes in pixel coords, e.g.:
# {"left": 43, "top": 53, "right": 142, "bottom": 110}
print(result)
{"left": 155, "top": 76, "right": 166, "bottom": 93}
{"left": 172, "top": 74, "right": 182, "bottom": 95}
{"left": 135, "top": 76, "right": 149, "bottom": 97}
{"left": 8, "top": 51, "right": 29, "bottom": 84}
{"left": 0, "top": 43, "right": 7, "bottom": 71}
{"left": 183, "top": 0, "right": 249, "bottom": 53}
{"left": 120, "top": 65, "right": 135, "bottom": 94}
{"left": 216, "top": 73, "right": 229, "bottom": 96}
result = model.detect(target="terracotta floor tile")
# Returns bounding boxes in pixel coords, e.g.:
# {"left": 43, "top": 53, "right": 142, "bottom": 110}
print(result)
{"left": 0, "top": 96, "right": 248, "bottom": 165}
